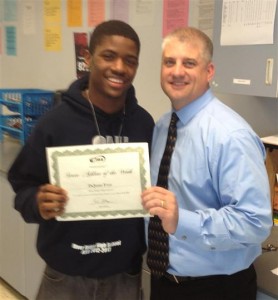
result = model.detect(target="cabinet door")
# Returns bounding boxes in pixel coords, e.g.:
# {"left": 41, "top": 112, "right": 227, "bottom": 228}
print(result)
{"left": 212, "top": 0, "right": 278, "bottom": 98}
{"left": 24, "top": 224, "right": 45, "bottom": 300}
{"left": 0, "top": 172, "right": 25, "bottom": 296}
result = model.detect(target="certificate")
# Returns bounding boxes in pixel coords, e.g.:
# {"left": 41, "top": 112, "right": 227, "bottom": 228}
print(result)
{"left": 46, "top": 143, "right": 151, "bottom": 221}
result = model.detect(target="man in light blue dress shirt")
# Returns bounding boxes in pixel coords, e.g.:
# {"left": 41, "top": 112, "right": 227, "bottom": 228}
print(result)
{"left": 141, "top": 27, "right": 272, "bottom": 300}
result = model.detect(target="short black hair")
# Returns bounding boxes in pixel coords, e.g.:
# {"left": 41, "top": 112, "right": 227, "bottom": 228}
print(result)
{"left": 89, "top": 20, "right": 140, "bottom": 55}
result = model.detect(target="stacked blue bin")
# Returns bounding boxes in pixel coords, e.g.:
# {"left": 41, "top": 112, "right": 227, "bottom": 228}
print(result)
{"left": 0, "top": 89, "right": 54, "bottom": 145}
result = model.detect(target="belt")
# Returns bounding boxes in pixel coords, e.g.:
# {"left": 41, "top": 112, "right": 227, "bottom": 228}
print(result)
{"left": 164, "top": 272, "right": 219, "bottom": 284}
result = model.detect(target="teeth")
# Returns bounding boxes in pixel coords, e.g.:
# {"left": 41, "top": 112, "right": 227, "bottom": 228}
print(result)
{"left": 109, "top": 78, "right": 124, "bottom": 84}
{"left": 173, "top": 82, "right": 185, "bottom": 86}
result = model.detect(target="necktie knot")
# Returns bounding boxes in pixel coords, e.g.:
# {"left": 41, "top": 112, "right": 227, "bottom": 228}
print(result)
{"left": 170, "top": 112, "right": 179, "bottom": 127}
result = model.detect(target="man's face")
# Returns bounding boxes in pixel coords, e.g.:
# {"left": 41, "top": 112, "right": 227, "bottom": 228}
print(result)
{"left": 161, "top": 38, "right": 214, "bottom": 110}
{"left": 87, "top": 35, "right": 139, "bottom": 103}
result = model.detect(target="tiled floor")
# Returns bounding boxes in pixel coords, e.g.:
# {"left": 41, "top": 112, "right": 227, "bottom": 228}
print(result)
{"left": 0, "top": 279, "right": 26, "bottom": 300}
{"left": 257, "top": 291, "right": 277, "bottom": 300}
{"left": 0, "top": 277, "right": 276, "bottom": 300}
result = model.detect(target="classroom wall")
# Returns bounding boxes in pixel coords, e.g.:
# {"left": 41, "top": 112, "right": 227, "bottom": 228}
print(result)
{"left": 0, "top": 0, "right": 169, "bottom": 121}
{"left": 0, "top": 0, "right": 277, "bottom": 133}
{"left": 216, "top": 93, "right": 278, "bottom": 138}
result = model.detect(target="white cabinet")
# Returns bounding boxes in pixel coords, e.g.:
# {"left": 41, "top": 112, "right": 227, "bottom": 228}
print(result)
{"left": 0, "top": 139, "right": 44, "bottom": 300}
{"left": 0, "top": 171, "right": 25, "bottom": 295}
{"left": 212, "top": 0, "right": 278, "bottom": 98}
{"left": 24, "top": 225, "right": 45, "bottom": 299}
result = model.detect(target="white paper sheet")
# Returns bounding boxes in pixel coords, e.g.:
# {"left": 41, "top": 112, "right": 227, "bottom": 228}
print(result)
{"left": 220, "top": 0, "right": 277, "bottom": 45}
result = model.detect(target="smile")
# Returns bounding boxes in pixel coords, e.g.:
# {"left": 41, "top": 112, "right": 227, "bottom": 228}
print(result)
{"left": 171, "top": 81, "right": 188, "bottom": 88}
{"left": 108, "top": 77, "right": 125, "bottom": 84}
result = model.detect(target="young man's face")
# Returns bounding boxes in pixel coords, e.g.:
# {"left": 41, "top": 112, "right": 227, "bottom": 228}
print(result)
{"left": 87, "top": 35, "right": 139, "bottom": 103}
{"left": 161, "top": 38, "right": 214, "bottom": 110}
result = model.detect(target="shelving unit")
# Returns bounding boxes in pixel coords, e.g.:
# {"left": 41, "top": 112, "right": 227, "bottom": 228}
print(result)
{"left": 0, "top": 89, "right": 54, "bottom": 145}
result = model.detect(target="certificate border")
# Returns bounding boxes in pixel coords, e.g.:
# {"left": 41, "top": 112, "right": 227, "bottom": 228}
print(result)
{"left": 48, "top": 145, "right": 149, "bottom": 220}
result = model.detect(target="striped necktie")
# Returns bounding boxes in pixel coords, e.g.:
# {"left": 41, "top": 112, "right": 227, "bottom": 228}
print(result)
{"left": 147, "top": 112, "right": 179, "bottom": 278}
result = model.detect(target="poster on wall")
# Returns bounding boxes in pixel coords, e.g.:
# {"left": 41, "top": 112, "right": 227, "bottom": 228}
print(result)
{"left": 163, "top": 0, "right": 189, "bottom": 37}
{"left": 74, "top": 32, "right": 90, "bottom": 79}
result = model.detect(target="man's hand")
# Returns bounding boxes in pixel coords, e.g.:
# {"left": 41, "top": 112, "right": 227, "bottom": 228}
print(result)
{"left": 141, "top": 186, "right": 178, "bottom": 234}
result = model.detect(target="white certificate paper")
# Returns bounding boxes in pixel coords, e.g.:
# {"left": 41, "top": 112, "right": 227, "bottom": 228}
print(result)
{"left": 46, "top": 143, "right": 151, "bottom": 221}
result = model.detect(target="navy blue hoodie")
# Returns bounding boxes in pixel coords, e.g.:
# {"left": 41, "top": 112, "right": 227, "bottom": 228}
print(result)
{"left": 8, "top": 75, "right": 154, "bottom": 277}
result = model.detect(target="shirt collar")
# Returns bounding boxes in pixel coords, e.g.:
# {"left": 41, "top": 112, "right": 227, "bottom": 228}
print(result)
{"left": 174, "top": 89, "right": 214, "bottom": 126}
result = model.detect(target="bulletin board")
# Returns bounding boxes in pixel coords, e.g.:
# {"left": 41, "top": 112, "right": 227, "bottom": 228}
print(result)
{"left": 0, "top": 0, "right": 203, "bottom": 121}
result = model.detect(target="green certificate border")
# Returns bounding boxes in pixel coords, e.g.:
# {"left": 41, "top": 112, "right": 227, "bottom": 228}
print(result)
{"left": 47, "top": 144, "right": 150, "bottom": 220}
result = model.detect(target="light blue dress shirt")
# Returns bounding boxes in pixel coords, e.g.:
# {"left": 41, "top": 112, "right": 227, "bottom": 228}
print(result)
{"left": 148, "top": 89, "right": 272, "bottom": 276}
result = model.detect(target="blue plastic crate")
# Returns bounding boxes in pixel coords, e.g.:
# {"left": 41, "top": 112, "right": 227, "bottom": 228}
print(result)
{"left": 0, "top": 89, "right": 54, "bottom": 116}
{"left": 0, "top": 114, "right": 39, "bottom": 144}
{"left": 0, "top": 89, "right": 54, "bottom": 144}
{"left": 1, "top": 114, "right": 22, "bottom": 129}
{"left": 24, "top": 118, "right": 38, "bottom": 139}
{"left": 0, "top": 115, "right": 23, "bottom": 141}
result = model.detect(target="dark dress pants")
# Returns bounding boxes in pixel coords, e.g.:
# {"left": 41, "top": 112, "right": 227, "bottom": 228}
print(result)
{"left": 150, "top": 264, "right": 257, "bottom": 300}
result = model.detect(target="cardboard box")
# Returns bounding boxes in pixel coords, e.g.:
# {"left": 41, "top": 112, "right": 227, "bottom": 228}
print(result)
{"left": 265, "top": 147, "right": 278, "bottom": 225}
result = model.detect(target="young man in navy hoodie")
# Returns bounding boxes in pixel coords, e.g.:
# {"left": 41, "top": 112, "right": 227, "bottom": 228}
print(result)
{"left": 8, "top": 20, "right": 154, "bottom": 300}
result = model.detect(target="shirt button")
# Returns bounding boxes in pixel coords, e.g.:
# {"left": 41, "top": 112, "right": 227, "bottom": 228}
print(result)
{"left": 181, "top": 235, "right": 187, "bottom": 240}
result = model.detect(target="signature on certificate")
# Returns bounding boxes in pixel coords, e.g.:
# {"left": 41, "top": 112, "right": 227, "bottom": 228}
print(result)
{"left": 91, "top": 198, "right": 113, "bottom": 208}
